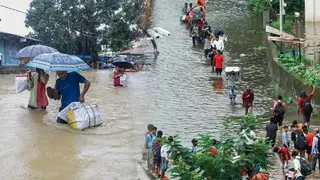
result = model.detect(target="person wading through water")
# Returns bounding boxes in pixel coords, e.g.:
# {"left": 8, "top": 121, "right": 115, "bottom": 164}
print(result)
{"left": 242, "top": 85, "right": 254, "bottom": 115}
{"left": 27, "top": 68, "right": 50, "bottom": 110}
{"left": 298, "top": 86, "right": 316, "bottom": 128}
{"left": 50, "top": 71, "right": 91, "bottom": 123}
{"left": 273, "top": 95, "right": 286, "bottom": 130}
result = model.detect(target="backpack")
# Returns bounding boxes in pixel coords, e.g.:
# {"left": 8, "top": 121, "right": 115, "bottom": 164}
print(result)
{"left": 153, "top": 145, "right": 161, "bottom": 160}
{"left": 316, "top": 136, "right": 320, "bottom": 153}
{"left": 193, "top": 7, "right": 202, "bottom": 21}
{"left": 274, "top": 101, "right": 284, "bottom": 116}
{"left": 294, "top": 130, "right": 308, "bottom": 150}
{"left": 303, "top": 98, "right": 313, "bottom": 115}
{"left": 299, "top": 157, "right": 312, "bottom": 176}
{"left": 147, "top": 134, "right": 157, "bottom": 148}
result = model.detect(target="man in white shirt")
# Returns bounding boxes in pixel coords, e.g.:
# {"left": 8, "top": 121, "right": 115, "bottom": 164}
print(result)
{"left": 311, "top": 129, "right": 320, "bottom": 171}
{"left": 0, "top": 52, "right": 3, "bottom": 67}
{"left": 292, "top": 150, "right": 306, "bottom": 180}
{"left": 211, "top": 37, "right": 224, "bottom": 52}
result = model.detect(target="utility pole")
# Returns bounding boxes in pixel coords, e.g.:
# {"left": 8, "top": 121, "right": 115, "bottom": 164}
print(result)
{"left": 295, "top": 12, "right": 301, "bottom": 62}
{"left": 279, "top": 0, "right": 283, "bottom": 37}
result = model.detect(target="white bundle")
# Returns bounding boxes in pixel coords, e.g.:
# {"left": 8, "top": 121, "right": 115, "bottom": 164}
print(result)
{"left": 15, "top": 75, "right": 28, "bottom": 93}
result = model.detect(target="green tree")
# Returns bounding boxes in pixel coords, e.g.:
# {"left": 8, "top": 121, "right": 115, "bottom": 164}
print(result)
{"left": 166, "top": 114, "right": 271, "bottom": 180}
{"left": 25, "top": 0, "right": 144, "bottom": 55}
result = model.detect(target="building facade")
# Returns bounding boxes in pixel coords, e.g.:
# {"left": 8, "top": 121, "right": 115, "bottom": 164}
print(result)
{"left": 305, "top": 0, "right": 320, "bottom": 22}
{"left": 0, "top": 31, "right": 40, "bottom": 67}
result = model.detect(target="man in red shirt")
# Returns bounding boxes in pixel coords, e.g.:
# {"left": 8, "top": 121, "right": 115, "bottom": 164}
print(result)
{"left": 274, "top": 146, "right": 291, "bottom": 170}
{"left": 242, "top": 85, "right": 254, "bottom": 115}
{"left": 305, "top": 128, "right": 315, "bottom": 161}
{"left": 298, "top": 86, "right": 316, "bottom": 128}
{"left": 213, "top": 50, "right": 224, "bottom": 77}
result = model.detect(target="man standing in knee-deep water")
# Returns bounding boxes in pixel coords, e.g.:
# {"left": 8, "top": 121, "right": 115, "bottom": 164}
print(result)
{"left": 54, "top": 71, "right": 91, "bottom": 123}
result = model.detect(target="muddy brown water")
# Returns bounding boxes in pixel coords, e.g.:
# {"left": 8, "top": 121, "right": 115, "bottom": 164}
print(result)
{"left": 0, "top": 0, "right": 320, "bottom": 179}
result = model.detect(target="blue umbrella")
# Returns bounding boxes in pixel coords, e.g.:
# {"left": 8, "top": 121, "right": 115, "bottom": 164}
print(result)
{"left": 112, "top": 57, "right": 135, "bottom": 69}
{"left": 14, "top": 45, "right": 58, "bottom": 60}
{"left": 26, "top": 52, "right": 90, "bottom": 72}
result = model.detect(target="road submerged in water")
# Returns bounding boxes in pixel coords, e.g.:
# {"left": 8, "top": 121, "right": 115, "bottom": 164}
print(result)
{"left": 1, "top": 0, "right": 320, "bottom": 179}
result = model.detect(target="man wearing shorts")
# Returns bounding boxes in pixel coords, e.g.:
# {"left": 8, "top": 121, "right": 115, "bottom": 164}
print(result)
{"left": 298, "top": 86, "right": 316, "bottom": 128}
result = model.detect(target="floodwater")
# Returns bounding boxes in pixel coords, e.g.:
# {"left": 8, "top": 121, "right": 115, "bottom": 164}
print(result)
{"left": 0, "top": 0, "right": 319, "bottom": 180}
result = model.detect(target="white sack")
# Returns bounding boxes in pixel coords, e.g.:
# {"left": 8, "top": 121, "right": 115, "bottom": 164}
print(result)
{"left": 15, "top": 75, "right": 28, "bottom": 93}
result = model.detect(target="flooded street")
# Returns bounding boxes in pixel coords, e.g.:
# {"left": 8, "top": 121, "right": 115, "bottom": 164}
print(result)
{"left": 0, "top": 0, "right": 319, "bottom": 180}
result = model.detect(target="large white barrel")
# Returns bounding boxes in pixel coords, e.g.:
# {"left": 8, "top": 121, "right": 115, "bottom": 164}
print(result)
{"left": 147, "top": 29, "right": 161, "bottom": 39}
{"left": 153, "top": 27, "right": 171, "bottom": 36}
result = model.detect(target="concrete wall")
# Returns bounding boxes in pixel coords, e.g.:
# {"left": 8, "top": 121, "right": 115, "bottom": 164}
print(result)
{"left": 305, "top": 0, "right": 320, "bottom": 22}
{"left": 304, "top": 22, "right": 320, "bottom": 60}
{"left": 266, "top": 40, "right": 320, "bottom": 114}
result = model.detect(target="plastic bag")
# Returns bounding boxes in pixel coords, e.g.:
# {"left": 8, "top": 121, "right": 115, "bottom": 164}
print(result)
{"left": 15, "top": 75, "right": 28, "bottom": 93}
{"left": 120, "top": 74, "right": 126, "bottom": 85}
{"left": 67, "top": 103, "right": 102, "bottom": 130}
{"left": 57, "top": 102, "right": 102, "bottom": 130}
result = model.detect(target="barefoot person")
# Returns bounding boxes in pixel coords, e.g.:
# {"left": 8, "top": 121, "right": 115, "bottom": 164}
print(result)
{"left": 298, "top": 86, "right": 316, "bottom": 128}
{"left": 53, "top": 71, "right": 91, "bottom": 123}
{"left": 242, "top": 86, "right": 254, "bottom": 115}
{"left": 27, "top": 68, "right": 49, "bottom": 110}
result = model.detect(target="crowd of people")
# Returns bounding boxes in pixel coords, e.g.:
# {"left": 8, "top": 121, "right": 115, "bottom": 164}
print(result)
{"left": 263, "top": 86, "right": 317, "bottom": 179}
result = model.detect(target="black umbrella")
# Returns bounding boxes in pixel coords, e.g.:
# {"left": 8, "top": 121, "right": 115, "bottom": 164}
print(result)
{"left": 112, "top": 58, "right": 135, "bottom": 69}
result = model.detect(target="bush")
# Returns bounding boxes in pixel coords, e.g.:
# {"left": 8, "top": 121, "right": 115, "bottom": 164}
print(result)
{"left": 166, "top": 114, "right": 271, "bottom": 180}
{"left": 249, "top": 0, "right": 272, "bottom": 13}
{"left": 270, "top": 17, "right": 294, "bottom": 34}
{"left": 278, "top": 53, "right": 320, "bottom": 86}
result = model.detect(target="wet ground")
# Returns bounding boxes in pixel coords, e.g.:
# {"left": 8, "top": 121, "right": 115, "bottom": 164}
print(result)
{"left": 0, "top": 0, "right": 320, "bottom": 180}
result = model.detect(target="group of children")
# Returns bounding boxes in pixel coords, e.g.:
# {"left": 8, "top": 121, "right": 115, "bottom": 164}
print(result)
{"left": 143, "top": 124, "right": 173, "bottom": 179}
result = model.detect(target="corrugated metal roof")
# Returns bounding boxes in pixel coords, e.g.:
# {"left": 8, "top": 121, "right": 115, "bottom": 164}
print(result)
{"left": 0, "top": 30, "right": 41, "bottom": 42}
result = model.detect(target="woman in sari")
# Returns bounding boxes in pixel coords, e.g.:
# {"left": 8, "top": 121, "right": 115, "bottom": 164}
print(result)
{"left": 27, "top": 68, "right": 49, "bottom": 110}
{"left": 113, "top": 66, "right": 123, "bottom": 86}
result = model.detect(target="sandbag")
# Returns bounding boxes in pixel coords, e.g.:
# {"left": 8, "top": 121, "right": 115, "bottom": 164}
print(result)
{"left": 15, "top": 75, "right": 28, "bottom": 93}
{"left": 67, "top": 103, "right": 102, "bottom": 130}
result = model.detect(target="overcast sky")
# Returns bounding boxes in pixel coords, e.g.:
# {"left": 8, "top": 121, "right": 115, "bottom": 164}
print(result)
{"left": 0, "top": 0, "right": 32, "bottom": 36}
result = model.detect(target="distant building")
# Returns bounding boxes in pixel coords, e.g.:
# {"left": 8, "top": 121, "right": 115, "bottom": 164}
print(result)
{"left": 0, "top": 31, "right": 40, "bottom": 67}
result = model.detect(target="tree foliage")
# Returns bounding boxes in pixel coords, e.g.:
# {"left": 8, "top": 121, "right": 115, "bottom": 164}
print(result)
{"left": 166, "top": 114, "right": 272, "bottom": 180}
{"left": 25, "top": 0, "right": 144, "bottom": 55}
{"left": 248, "top": 0, "right": 305, "bottom": 14}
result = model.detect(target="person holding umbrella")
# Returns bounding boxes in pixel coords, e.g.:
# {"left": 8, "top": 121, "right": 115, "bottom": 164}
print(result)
{"left": 26, "top": 52, "right": 91, "bottom": 124}
{"left": 27, "top": 68, "right": 50, "bottom": 110}
{"left": 113, "top": 66, "right": 124, "bottom": 86}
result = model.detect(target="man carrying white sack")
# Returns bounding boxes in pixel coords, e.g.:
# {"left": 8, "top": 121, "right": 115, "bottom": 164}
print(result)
{"left": 47, "top": 71, "right": 91, "bottom": 124}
